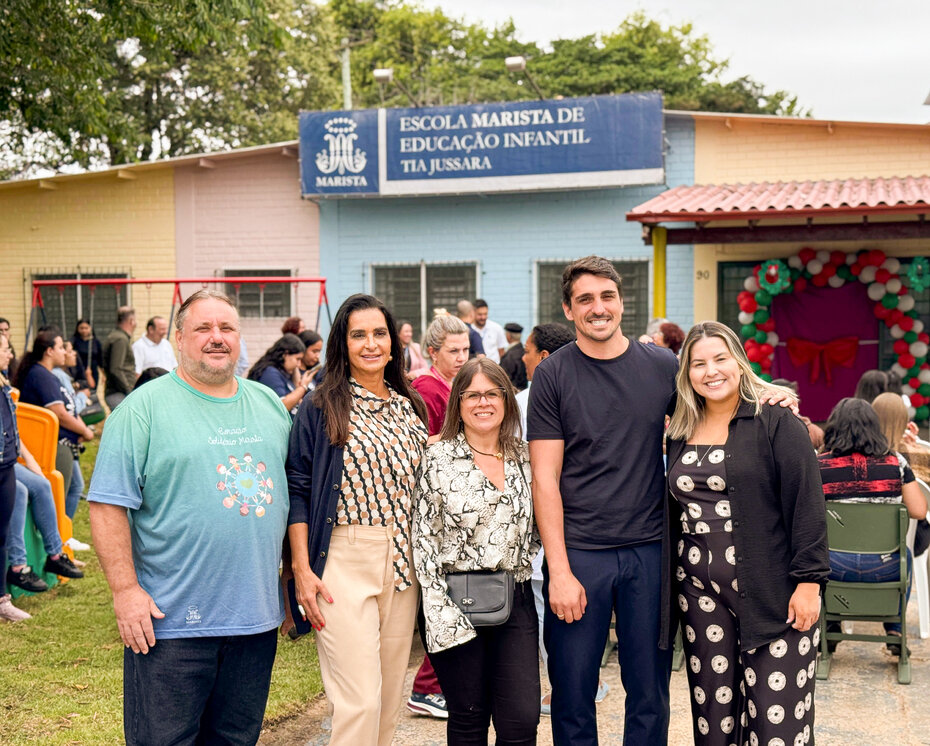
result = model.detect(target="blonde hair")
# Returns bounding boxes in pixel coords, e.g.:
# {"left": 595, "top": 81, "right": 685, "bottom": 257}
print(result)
{"left": 667, "top": 321, "right": 794, "bottom": 440}
{"left": 421, "top": 314, "right": 469, "bottom": 356}
{"left": 872, "top": 392, "right": 909, "bottom": 452}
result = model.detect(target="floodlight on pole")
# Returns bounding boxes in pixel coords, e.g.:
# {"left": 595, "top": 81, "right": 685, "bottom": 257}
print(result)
{"left": 372, "top": 67, "right": 421, "bottom": 107}
{"left": 504, "top": 55, "right": 545, "bottom": 100}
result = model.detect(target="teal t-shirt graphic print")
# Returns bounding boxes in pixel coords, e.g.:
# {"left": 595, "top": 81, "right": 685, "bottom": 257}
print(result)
{"left": 88, "top": 371, "right": 292, "bottom": 638}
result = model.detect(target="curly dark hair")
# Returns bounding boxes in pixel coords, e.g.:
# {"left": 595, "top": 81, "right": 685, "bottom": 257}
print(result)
{"left": 529, "top": 323, "right": 576, "bottom": 355}
{"left": 659, "top": 322, "right": 685, "bottom": 355}
{"left": 822, "top": 397, "right": 889, "bottom": 457}
{"left": 247, "top": 333, "right": 306, "bottom": 382}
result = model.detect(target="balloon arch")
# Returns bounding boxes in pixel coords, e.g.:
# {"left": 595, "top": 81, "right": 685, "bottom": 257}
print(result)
{"left": 737, "top": 249, "right": 930, "bottom": 420}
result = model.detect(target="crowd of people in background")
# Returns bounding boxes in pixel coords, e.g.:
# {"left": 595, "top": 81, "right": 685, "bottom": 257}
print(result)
{"left": 2, "top": 261, "right": 930, "bottom": 746}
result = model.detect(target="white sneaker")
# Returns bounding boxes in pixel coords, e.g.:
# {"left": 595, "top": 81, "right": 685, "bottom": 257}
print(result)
{"left": 66, "top": 537, "right": 91, "bottom": 551}
{"left": 0, "top": 594, "right": 31, "bottom": 621}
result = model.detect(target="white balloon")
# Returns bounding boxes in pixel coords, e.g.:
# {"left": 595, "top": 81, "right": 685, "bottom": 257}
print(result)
{"left": 847, "top": 253, "right": 859, "bottom": 265}
{"left": 744, "top": 276, "right": 759, "bottom": 292}
{"left": 886, "top": 278, "right": 903, "bottom": 293}
{"left": 909, "top": 406, "right": 918, "bottom": 419}
{"left": 816, "top": 249, "right": 831, "bottom": 264}
{"left": 891, "top": 363, "right": 908, "bottom": 378}
{"left": 787, "top": 255, "right": 803, "bottom": 269}
{"left": 860, "top": 265, "right": 878, "bottom": 283}
{"left": 738, "top": 311, "right": 754, "bottom": 325}
{"left": 910, "top": 342, "right": 929, "bottom": 358}
{"left": 920, "top": 369, "right": 930, "bottom": 384}
{"left": 914, "top": 319, "right": 924, "bottom": 334}
{"left": 828, "top": 275, "right": 845, "bottom": 288}
{"left": 898, "top": 295, "right": 916, "bottom": 312}
{"left": 882, "top": 258, "right": 901, "bottom": 274}
{"left": 891, "top": 325, "right": 906, "bottom": 339}
{"left": 867, "top": 282, "right": 887, "bottom": 301}
{"left": 807, "top": 260, "right": 823, "bottom": 275}
{"left": 766, "top": 332, "right": 779, "bottom": 346}
{"left": 904, "top": 384, "right": 916, "bottom": 396}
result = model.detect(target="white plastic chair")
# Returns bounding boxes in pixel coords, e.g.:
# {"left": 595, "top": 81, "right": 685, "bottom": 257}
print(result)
{"left": 907, "top": 478, "right": 930, "bottom": 638}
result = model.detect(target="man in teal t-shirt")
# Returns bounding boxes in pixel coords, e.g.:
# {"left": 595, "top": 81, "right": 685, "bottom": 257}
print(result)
{"left": 88, "top": 290, "right": 292, "bottom": 746}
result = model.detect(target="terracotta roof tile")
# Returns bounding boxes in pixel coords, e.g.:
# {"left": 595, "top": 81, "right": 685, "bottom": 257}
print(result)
{"left": 627, "top": 176, "right": 930, "bottom": 223}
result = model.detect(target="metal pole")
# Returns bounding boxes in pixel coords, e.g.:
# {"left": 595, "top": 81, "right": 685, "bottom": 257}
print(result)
{"left": 341, "top": 38, "right": 352, "bottom": 110}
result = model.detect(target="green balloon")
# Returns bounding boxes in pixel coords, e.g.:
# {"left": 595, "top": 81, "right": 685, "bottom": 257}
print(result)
{"left": 905, "top": 331, "right": 918, "bottom": 343}
{"left": 760, "top": 373, "right": 773, "bottom": 382}
{"left": 755, "top": 290, "right": 773, "bottom": 305}
{"left": 919, "top": 383, "right": 930, "bottom": 397}
{"left": 917, "top": 405, "right": 930, "bottom": 422}
{"left": 909, "top": 366, "right": 921, "bottom": 379}
{"left": 741, "top": 324, "right": 756, "bottom": 338}
{"left": 754, "top": 331, "right": 767, "bottom": 343}
{"left": 837, "top": 265, "right": 853, "bottom": 280}
{"left": 753, "top": 309, "right": 770, "bottom": 324}
{"left": 881, "top": 293, "right": 899, "bottom": 309}
{"left": 750, "top": 362, "right": 762, "bottom": 374}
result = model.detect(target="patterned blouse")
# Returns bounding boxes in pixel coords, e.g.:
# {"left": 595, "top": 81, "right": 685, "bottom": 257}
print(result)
{"left": 413, "top": 433, "right": 539, "bottom": 653}
{"left": 338, "top": 379, "right": 428, "bottom": 591}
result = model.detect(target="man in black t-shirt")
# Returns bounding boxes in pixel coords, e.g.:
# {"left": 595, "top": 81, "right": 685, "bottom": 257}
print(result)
{"left": 528, "top": 256, "right": 677, "bottom": 745}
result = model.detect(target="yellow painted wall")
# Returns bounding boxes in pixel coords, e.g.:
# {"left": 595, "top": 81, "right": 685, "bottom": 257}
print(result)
{"left": 0, "top": 170, "right": 176, "bottom": 354}
{"left": 691, "top": 118, "right": 930, "bottom": 320}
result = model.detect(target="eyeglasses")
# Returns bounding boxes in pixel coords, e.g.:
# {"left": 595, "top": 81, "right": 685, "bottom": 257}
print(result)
{"left": 460, "top": 388, "right": 506, "bottom": 404}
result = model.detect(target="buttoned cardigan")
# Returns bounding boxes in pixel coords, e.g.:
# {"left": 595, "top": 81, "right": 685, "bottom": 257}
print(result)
{"left": 664, "top": 401, "right": 830, "bottom": 652}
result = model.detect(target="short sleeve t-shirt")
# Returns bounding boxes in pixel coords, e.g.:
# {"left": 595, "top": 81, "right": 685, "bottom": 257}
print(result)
{"left": 527, "top": 340, "right": 678, "bottom": 549}
{"left": 20, "top": 364, "right": 80, "bottom": 443}
{"left": 818, "top": 451, "right": 915, "bottom": 503}
{"left": 87, "top": 371, "right": 292, "bottom": 639}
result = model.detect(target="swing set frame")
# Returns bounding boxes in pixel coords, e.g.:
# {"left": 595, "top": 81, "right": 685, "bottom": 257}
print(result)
{"left": 25, "top": 275, "right": 331, "bottom": 351}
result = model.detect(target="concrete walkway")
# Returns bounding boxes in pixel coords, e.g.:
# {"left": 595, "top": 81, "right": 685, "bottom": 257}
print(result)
{"left": 260, "top": 601, "right": 930, "bottom": 745}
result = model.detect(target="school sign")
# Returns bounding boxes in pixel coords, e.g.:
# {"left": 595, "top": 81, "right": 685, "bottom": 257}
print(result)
{"left": 299, "top": 92, "right": 664, "bottom": 197}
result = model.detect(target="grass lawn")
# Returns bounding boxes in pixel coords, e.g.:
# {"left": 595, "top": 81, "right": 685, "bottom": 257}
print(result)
{"left": 0, "top": 439, "right": 323, "bottom": 745}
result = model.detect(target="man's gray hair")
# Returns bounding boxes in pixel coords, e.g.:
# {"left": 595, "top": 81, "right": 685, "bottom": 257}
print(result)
{"left": 117, "top": 306, "right": 136, "bottom": 325}
{"left": 175, "top": 289, "right": 238, "bottom": 331}
{"left": 645, "top": 317, "right": 669, "bottom": 337}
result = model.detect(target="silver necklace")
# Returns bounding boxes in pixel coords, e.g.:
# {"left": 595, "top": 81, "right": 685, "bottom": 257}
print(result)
{"left": 694, "top": 444, "right": 716, "bottom": 467}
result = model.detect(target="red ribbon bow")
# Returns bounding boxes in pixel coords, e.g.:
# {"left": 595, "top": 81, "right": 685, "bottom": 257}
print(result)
{"left": 786, "top": 336, "right": 859, "bottom": 385}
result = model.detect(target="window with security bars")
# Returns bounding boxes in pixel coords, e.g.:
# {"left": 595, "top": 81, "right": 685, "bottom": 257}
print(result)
{"left": 537, "top": 259, "right": 650, "bottom": 336}
{"left": 30, "top": 270, "right": 130, "bottom": 337}
{"left": 224, "top": 269, "right": 292, "bottom": 318}
{"left": 372, "top": 263, "right": 478, "bottom": 339}
{"left": 717, "top": 258, "right": 930, "bottom": 372}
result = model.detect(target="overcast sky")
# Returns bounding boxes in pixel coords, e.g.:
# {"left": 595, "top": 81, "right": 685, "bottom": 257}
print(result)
{"left": 423, "top": 0, "right": 930, "bottom": 124}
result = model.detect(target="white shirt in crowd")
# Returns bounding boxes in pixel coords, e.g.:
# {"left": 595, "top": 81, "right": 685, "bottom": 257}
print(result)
{"left": 132, "top": 336, "right": 178, "bottom": 374}
{"left": 472, "top": 319, "right": 508, "bottom": 364}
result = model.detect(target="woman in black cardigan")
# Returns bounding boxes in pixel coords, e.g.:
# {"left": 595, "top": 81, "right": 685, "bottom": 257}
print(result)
{"left": 666, "top": 321, "right": 829, "bottom": 746}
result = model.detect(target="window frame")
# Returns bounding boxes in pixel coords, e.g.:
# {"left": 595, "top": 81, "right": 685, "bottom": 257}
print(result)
{"left": 222, "top": 268, "right": 294, "bottom": 319}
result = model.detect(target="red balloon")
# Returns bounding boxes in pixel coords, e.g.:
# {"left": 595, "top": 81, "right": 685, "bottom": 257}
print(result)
{"left": 920, "top": 333, "right": 930, "bottom": 344}
{"left": 830, "top": 251, "right": 846, "bottom": 266}
{"left": 757, "top": 319, "right": 776, "bottom": 332}
{"left": 798, "top": 248, "right": 816, "bottom": 264}
{"left": 890, "top": 309, "right": 904, "bottom": 324}
{"left": 894, "top": 340, "right": 910, "bottom": 354}
{"left": 912, "top": 394, "right": 925, "bottom": 408}
{"left": 875, "top": 268, "right": 891, "bottom": 283}
{"left": 794, "top": 277, "right": 808, "bottom": 293}
{"left": 821, "top": 264, "right": 837, "bottom": 278}
{"left": 868, "top": 249, "right": 887, "bottom": 266}
{"left": 911, "top": 377, "right": 922, "bottom": 389}
{"left": 923, "top": 363, "right": 930, "bottom": 370}
{"left": 739, "top": 298, "right": 758, "bottom": 313}
{"left": 760, "top": 357, "right": 773, "bottom": 371}
{"left": 899, "top": 353, "right": 916, "bottom": 369}
{"left": 738, "top": 290, "right": 753, "bottom": 303}
{"left": 811, "top": 274, "right": 829, "bottom": 287}
{"left": 899, "top": 316, "right": 915, "bottom": 332}
{"left": 874, "top": 304, "right": 892, "bottom": 320}
{"left": 850, "top": 263, "right": 863, "bottom": 276}
{"left": 760, "top": 344, "right": 774, "bottom": 357}
{"left": 744, "top": 339, "right": 758, "bottom": 352}
{"left": 898, "top": 286, "right": 908, "bottom": 295}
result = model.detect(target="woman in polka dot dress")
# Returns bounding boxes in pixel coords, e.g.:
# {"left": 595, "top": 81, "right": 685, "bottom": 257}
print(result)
{"left": 666, "top": 322, "right": 830, "bottom": 746}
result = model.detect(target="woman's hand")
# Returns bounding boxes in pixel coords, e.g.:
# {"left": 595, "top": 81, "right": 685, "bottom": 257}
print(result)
{"left": 786, "top": 582, "right": 821, "bottom": 631}
{"left": 292, "top": 564, "right": 333, "bottom": 631}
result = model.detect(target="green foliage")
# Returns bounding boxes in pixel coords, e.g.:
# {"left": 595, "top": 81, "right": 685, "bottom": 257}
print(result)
{"left": 0, "top": 2, "right": 807, "bottom": 177}
{"left": 0, "top": 440, "right": 323, "bottom": 745}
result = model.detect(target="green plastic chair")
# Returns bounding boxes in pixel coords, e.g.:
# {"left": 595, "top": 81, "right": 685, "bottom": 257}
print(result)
{"left": 816, "top": 502, "right": 911, "bottom": 684}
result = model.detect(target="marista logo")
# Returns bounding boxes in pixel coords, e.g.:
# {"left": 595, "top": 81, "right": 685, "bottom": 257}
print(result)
{"left": 315, "top": 117, "right": 368, "bottom": 188}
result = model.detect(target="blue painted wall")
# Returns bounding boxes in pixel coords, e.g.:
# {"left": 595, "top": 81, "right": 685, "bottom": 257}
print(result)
{"left": 318, "top": 114, "right": 695, "bottom": 335}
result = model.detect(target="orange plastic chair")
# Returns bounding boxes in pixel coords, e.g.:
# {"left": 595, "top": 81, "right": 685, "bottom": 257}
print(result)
{"left": 13, "top": 398, "right": 73, "bottom": 553}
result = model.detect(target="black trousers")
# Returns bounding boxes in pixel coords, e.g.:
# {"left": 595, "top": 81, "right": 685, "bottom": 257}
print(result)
{"left": 0, "top": 463, "right": 17, "bottom": 597}
{"left": 425, "top": 580, "right": 540, "bottom": 746}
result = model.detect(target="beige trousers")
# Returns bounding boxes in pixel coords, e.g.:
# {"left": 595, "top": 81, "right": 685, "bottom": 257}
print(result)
{"left": 315, "top": 524, "right": 419, "bottom": 746}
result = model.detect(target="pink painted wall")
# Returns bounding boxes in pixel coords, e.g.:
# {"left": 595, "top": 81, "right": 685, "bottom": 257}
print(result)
{"left": 174, "top": 149, "right": 321, "bottom": 372}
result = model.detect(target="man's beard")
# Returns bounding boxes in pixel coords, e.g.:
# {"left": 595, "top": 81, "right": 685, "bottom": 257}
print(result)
{"left": 179, "top": 349, "right": 235, "bottom": 386}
